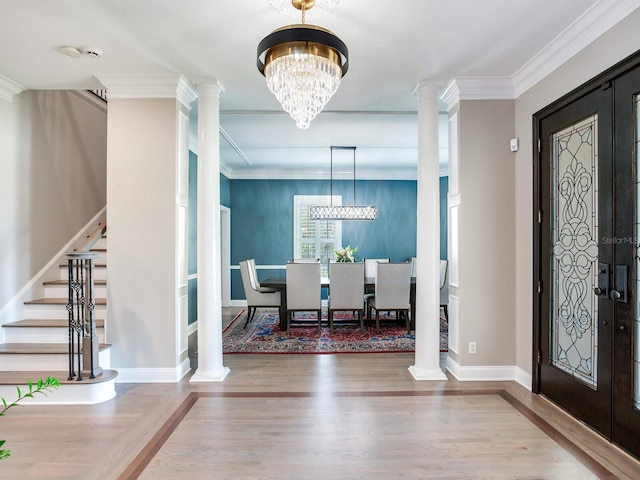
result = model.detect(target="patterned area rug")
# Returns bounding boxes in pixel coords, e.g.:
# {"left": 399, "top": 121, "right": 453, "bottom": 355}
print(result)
{"left": 223, "top": 309, "right": 448, "bottom": 354}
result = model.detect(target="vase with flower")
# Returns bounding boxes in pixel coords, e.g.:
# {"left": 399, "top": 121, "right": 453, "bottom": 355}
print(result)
{"left": 335, "top": 245, "right": 358, "bottom": 263}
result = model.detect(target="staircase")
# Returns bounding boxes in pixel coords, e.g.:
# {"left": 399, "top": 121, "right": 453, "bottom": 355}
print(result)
{"left": 0, "top": 233, "right": 117, "bottom": 405}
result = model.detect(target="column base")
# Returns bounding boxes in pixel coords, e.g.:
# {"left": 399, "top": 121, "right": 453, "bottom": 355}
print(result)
{"left": 190, "top": 366, "right": 230, "bottom": 383}
{"left": 408, "top": 365, "right": 448, "bottom": 381}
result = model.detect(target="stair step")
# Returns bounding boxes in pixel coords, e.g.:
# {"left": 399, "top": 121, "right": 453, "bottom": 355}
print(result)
{"left": 0, "top": 369, "right": 117, "bottom": 385}
{"left": 24, "top": 298, "right": 107, "bottom": 306}
{"left": 3, "top": 319, "right": 105, "bottom": 328}
{"left": 43, "top": 279, "right": 107, "bottom": 286}
{"left": 0, "top": 343, "right": 111, "bottom": 354}
{"left": 0, "top": 370, "right": 117, "bottom": 405}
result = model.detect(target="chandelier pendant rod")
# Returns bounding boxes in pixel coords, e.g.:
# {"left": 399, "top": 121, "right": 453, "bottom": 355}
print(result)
{"left": 352, "top": 147, "right": 356, "bottom": 206}
{"left": 330, "top": 146, "right": 334, "bottom": 206}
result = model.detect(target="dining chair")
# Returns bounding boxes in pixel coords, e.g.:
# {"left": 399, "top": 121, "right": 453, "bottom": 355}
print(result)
{"left": 286, "top": 261, "right": 322, "bottom": 333}
{"left": 440, "top": 259, "right": 449, "bottom": 320}
{"left": 328, "top": 262, "right": 365, "bottom": 332}
{"left": 239, "top": 259, "right": 281, "bottom": 328}
{"left": 247, "top": 258, "right": 277, "bottom": 293}
{"left": 365, "top": 262, "right": 412, "bottom": 334}
{"left": 363, "top": 257, "right": 391, "bottom": 312}
{"left": 363, "top": 257, "right": 390, "bottom": 279}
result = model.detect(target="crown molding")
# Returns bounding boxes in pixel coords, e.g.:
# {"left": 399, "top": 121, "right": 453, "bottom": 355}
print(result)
{"left": 219, "top": 166, "right": 452, "bottom": 181}
{"left": 512, "top": 0, "right": 640, "bottom": 97}
{"left": 95, "top": 74, "right": 197, "bottom": 109}
{"left": 440, "top": 77, "right": 514, "bottom": 111}
{"left": 0, "top": 74, "right": 25, "bottom": 102}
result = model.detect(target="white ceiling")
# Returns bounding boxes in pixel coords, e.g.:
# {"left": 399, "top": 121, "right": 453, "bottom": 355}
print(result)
{"left": 2, "top": 0, "right": 634, "bottom": 178}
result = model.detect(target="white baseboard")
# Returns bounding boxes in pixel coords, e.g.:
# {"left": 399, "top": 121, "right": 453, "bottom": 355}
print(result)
{"left": 515, "top": 367, "right": 533, "bottom": 391}
{"left": 446, "top": 357, "right": 518, "bottom": 381}
{"left": 114, "top": 359, "right": 192, "bottom": 383}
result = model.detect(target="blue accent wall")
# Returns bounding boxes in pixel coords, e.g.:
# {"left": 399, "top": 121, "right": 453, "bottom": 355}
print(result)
{"left": 220, "top": 173, "right": 231, "bottom": 208}
{"left": 440, "top": 176, "right": 449, "bottom": 260}
{"left": 230, "top": 179, "right": 418, "bottom": 300}
{"left": 186, "top": 152, "right": 449, "bottom": 304}
{"left": 188, "top": 151, "right": 198, "bottom": 276}
{"left": 187, "top": 150, "right": 231, "bottom": 324}
{"left": 188, "top": 151, "right": 198, "bottom": 325}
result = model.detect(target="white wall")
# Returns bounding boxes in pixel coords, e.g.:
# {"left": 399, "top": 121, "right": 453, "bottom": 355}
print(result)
{"left": 0, "top": 91, "right": 106, "bottom": 310}
{"left": 514, "top": 9, "right": 640, "bottom": 377}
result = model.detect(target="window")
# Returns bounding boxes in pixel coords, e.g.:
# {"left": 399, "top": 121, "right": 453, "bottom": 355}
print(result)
{"left": 294, "top": 195, "right": 342, "bottom": 276}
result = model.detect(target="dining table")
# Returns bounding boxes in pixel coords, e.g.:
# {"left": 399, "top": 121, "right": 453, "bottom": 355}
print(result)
{"left": 260, "top": 276, "right": 416, "bottom": 331}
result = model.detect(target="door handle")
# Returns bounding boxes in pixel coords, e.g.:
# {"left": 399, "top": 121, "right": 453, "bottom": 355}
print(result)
{"left": 610, "top": 265, "right": 628, "bottom": 303}
{"left": 594, "top": 263, "right": 609, "bottom": 297}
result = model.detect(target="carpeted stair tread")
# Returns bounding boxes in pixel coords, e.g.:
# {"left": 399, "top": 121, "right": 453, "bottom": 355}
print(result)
{"left": 0, "top": 343, "right": 111, "bottom": 354}
{"left": 43, "top": 279, "right": 107, "bottom": 286}
{"left": 3, "top": 319, "right": 105, "bottom": 328}
{"left": 0, "top": 369, "right": 118, "bottom": 385}
{"left": 24, "top": 298, "right": 106, "bottom": 305}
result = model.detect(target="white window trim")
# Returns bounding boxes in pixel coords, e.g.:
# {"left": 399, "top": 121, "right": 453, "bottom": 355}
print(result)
{"left": 293, "top": 195, "right": 342, "bottom": 270}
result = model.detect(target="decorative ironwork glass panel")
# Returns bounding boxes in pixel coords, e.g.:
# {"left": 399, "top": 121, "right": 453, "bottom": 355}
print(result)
{"left": 551, "top": 115, "right": 599, "bottom": 389}
{"left": 635, "top": 93, "right": 640, "bottom": 410}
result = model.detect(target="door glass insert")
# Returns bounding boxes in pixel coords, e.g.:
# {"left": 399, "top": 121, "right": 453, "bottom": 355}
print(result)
{"left": 551, "top": 115, "right": 599, "bottom": 389}
{"left": 635, "top": 93, "right": 640, "bottom": 410}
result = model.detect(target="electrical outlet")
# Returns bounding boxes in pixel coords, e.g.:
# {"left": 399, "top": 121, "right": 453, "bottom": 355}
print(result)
{"left": 468, "top": 342, "right": 477, "bottom": 354}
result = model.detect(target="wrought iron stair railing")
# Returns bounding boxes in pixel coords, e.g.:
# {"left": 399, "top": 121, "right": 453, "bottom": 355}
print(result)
{"left": 65, "top": 223, "right": 106, "bottom": 381}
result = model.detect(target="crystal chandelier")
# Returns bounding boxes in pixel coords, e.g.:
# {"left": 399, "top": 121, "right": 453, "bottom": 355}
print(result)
{"left": 257, "top": 0, "right": 349, "bottom": 129}
{"left": 310, "top": 147, "right": 377, "bottom": 221}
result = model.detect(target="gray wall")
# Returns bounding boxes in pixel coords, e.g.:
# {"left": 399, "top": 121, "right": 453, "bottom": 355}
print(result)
{"left": 0, "top": 91, "right": 106, "bottom": 308}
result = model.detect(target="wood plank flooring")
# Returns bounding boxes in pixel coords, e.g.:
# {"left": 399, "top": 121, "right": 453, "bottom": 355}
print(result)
{"left": 0, "top": 310, "right": 639, "bottom": 479}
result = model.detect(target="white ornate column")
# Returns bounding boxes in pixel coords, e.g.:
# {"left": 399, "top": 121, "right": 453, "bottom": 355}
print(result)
{"left": 410, "top": 80, "right": 448, "bottom": 380}
{"left": 190, "top": 80, "right": 229, "bottom": 382}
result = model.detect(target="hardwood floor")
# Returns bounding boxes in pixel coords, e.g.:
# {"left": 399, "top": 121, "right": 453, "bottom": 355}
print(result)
{"left": 1, "top": 310, "right": 639, "bottom": 479}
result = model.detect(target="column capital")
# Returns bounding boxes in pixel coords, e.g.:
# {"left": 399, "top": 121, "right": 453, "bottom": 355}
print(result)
{"left": 413, "top": 80, "right": 443, "bottom": 100}
{"left": 95, "top": 74, "right": 197, "bottom": 109}
{"left": 194, "top": 78, "right": 225, "bottom": 97}
{"left": 0, "top": 74, "right": 25, "bottom": 103}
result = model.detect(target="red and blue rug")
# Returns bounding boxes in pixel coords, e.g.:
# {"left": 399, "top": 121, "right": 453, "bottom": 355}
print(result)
{"left": 223, "top": 309, "right": 448, "bottom": 354}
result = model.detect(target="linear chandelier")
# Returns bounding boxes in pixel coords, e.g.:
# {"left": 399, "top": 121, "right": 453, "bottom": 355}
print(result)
{"left": 310, "top": 146, "right": 377, "bottom": 221}
{"left": 257, "top": 0, "right": 349, "bottom": 129}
